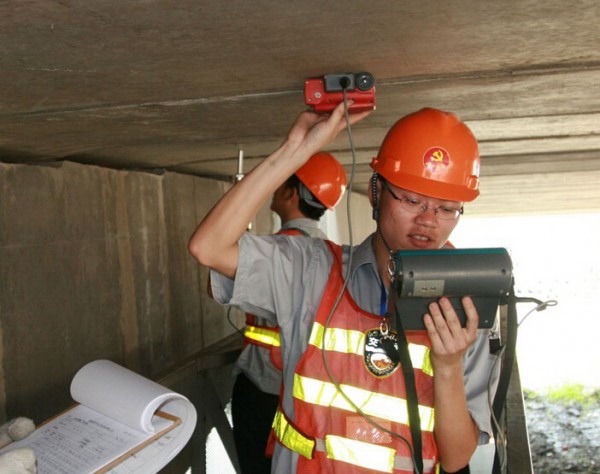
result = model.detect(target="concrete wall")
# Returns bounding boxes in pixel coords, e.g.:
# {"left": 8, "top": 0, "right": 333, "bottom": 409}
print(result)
{"left": 0, "top": 160, "right": 273, "bottom": 424}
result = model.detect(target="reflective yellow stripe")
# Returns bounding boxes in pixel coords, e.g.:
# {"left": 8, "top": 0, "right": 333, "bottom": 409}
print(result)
{"left": 244, "top": 324, "right": 281, "bottom": 347}
{"left": 322, "top": 436, "right": 437, "bottom": 472}
{"left": 309, "top": 322, "right": 433, "bottom": 376}
{"left": 293, "top": 374, "right": 435, "bottom": 431}
{"left": 325, "top": 435, "right": 395, "bottom": 472}
{"left": 272, "top": 411, "right": 437, "bottom": 473}
{"left": 272, "top": 409, "right": 315, "bottom": 459}
{"left": 309, "top": 323, "right": 365, "bottom": 354}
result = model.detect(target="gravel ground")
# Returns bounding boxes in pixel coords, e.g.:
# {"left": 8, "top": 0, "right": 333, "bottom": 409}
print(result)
{"left": 525, "top": 393, "right": 600, "bottom": 473}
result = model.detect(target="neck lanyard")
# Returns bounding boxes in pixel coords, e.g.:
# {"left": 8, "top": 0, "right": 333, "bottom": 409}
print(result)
{"left": 379, "top": 283, "right": 388, "bottom": 317}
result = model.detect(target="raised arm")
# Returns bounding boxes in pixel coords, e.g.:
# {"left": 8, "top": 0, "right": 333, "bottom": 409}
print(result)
{"left": 188, "top": 102, "right": 370, "bottom": 278}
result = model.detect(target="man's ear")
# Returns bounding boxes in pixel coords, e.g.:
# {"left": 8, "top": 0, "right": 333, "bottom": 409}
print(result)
{"left": 284, "top": 185, "right": 299, "bottom": 204}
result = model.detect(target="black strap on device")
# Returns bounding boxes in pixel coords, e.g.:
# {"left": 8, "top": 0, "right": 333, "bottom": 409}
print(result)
{"left": 386, "top": 294, "right": 423, "bottom": 474}
{"left": 491, "top": 283, "right": 518, "bottom": 474}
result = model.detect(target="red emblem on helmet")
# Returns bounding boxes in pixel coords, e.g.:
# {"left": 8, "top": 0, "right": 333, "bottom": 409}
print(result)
{"left": 423, "top": 147, "right": 450, "bottom": 174}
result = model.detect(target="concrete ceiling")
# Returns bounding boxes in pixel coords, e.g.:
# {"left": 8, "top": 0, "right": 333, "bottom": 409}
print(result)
{"left": 2, "top": 0, "right": 600, "bottom": 216}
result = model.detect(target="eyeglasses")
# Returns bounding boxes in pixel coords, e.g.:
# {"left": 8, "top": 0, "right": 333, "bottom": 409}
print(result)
{"left": 380, "top": 179, "right": 464, "bottom": 220}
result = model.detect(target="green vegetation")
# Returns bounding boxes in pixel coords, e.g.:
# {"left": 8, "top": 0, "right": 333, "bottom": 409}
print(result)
{"left": 525, "top": 384, "right": 600, "bottom": 408}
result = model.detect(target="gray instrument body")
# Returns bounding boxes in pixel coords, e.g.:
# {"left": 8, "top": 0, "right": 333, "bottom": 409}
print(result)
{"left": 392, "top": 248, "right": 513, "bottom": 330}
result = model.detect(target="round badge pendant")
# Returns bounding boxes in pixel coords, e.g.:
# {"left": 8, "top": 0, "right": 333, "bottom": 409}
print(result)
{"left": 423, "top": 146, "right": 450, "bottom": 174}
{"left": 364, "top": 329, "right": 400, "bottom": 377}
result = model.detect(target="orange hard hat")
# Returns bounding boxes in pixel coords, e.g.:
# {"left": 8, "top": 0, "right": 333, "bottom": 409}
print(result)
{"left": 295, "top": 152, "right": 348, "bottom": 209}
{"left": 370, "top": 108, "right": 480, "bottom": 202}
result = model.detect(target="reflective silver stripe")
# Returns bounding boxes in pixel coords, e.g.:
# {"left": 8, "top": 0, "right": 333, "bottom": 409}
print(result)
{"left": 308, "top": 322, "right": 433, "bottom": 376}
{"left": 244, "top": 324, "right": 281, "bottom": 347}
{"left": 272, "top": 409, "right": 315, "bottom": 459}
{"left": 294, "top": 373, "right": 435, "bottom": 431}
{"left": 314, "top": 435, "right": 437, "bottom": 473}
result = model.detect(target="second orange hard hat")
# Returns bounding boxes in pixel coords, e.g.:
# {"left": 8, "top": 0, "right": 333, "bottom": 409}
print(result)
{"left": 295, "top": 151, "right": 348, "bottom": 209}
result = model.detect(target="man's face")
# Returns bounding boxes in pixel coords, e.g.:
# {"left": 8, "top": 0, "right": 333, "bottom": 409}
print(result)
{"left": 377, "top": 180, "right": 463, "bottom": 250}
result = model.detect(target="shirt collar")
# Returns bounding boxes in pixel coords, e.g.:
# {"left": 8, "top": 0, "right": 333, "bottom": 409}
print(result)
{"left": 281, "top": 218, "right": 319, "bottom": 231}
{"left": 346, "top": 233, "right": 383, "bottom": 285}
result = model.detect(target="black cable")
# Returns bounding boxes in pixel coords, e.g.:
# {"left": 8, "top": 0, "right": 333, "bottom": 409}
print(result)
{"left": 227, "top": 306, "right": 246, "bottom": 337}
{"left": 516, "top": 297, "right": 557, "bottom": 326}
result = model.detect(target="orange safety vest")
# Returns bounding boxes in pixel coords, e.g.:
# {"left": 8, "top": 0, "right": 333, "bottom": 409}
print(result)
{"left": 270, "top": 241, "right": 439, "bottom": 473}
{"left": 243, "top": 228, "right": 307, "bottom": 371}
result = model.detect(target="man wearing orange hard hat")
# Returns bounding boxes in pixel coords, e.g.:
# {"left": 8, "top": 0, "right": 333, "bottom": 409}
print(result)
{"left": 190, "top": 104, "right": 498, "bottom": 474}
{"left": 231, "top": 151, "right": 347, "bottom": 474}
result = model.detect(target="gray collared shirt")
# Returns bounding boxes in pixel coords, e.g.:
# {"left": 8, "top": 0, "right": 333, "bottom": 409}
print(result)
{"left": 231, "top": 218, "right": 327, "bottom": 394}
{"left": 211, "top": 232, "right": 499, "bottom": 473}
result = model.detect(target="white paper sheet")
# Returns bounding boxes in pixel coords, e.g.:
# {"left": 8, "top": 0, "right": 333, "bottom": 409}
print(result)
{"left": 0, "top": 359, "right": 197, "bottom": 474}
